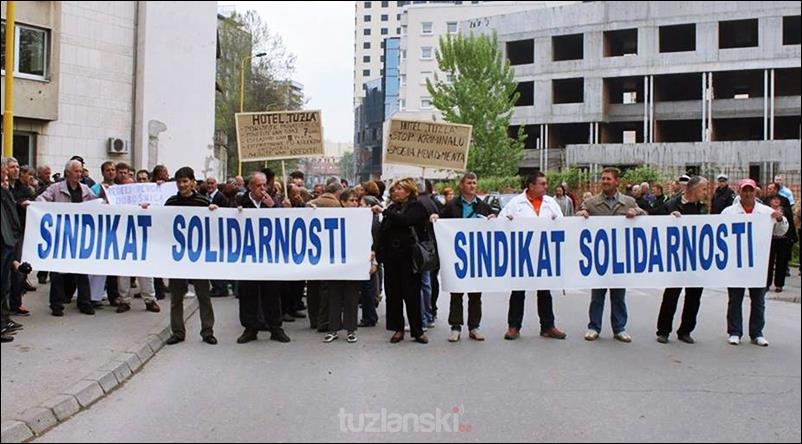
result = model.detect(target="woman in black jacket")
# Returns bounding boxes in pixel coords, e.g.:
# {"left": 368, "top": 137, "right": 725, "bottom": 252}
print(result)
{"left": 372, "top": 178, "right": 429, "bottom": 344}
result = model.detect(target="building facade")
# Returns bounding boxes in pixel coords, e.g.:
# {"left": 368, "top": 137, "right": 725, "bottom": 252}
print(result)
{"left": 2, "top": 2, "right": 219, "bottom": 179}
{"left": 464, "top": 1, "right": 801, "bottom": 181}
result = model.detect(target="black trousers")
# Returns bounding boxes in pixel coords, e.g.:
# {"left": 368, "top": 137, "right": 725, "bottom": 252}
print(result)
{"left": 657, "top": 287, "right": 703, "bottom": 337}
{"left": 384, "top": 256, "right": 423, "bottom": 338}
{"left": 306, "top": 281, "right": 331, "bottom": 330}
{"left": 50, "top": 272, "right": 91, "bottom": 311}
{"left": 507, "top": 290, "right": 555, "bottom": 331}
{"left": 281, "top": 281, "right": 305, "bottom": 314}
{"left": 449, "top": 292, "right": 481, "bottom": 331}
{"left": 767, "top": 238, "right": 791, "bottom": 288}
{"left": 239, "top": 280, "right": 282, "bottom": 332}
{"left": 105, "top": 275, "right": 121, "bottom": 302}
{"left": 430, "top": 268, "right": 440, "bottom": 318}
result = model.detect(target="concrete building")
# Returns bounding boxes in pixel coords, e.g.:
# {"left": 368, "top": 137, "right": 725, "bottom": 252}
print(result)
{"left": 464, "top": 1, "right": 801, "bottom": 182}
{"left": 1, "top": 2, "right": 218, "bottom": 179}
{"left": 354, "top": 1, "right": 502, "bottom": 109}
{"left": 397, "top": 1, "right": 572, "bottom": 116}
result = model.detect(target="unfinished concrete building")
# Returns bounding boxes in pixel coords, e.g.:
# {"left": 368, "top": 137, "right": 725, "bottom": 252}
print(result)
{"left": 465, "top": 1, "right": 801, "bottom": 184}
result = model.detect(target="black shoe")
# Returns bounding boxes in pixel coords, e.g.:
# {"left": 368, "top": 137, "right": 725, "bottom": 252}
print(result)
{"left": 51, "top": 308, "right": 64, "bottom": 317}
{"left": 281, "top": 314, "right": 296, "bottom": 322}
{"left": 1, "top": 334, "right": 13, "bottom": 343}
{"left": 237, "top": 329, "right": 259, "bottom": 344}
{"left": 677, "top": 334, "right": 695, "bottom": 344}
{"left": 165, "top": 335, "right": 184, "bottom": 345}
{"left": 79, "top": 306, "right": 95, "bottom": 315}
{"left": 23, "top": 280, "right": 37, "bottom": 292}
{"left": 656, "top": 335, "right": 669, "bottom": 344}
{"left": 358, "top": 320, "right": 376, "bottom": 328}
{"left": 38, "top": 276, "right": 48, "bottom": 285}
{"left": 92, "top": 301, "right": 104, "bottom": 309}
{"left": 2, "top": 320, "right": 23, "bottom": 334}
{"left": 107, "top": 299, "right": 118, "bottom": 307}
{"left": 270, "top": 330, "right": 291, "bottom": 343}
{"left": 155, "top": 292, "right": 166, "bottom": 301}
{"left": 116, "top": 303, "right": 131, "bottom": 313}
{"left": 289, "top": 311, "right": 306, "bottom": 319}
{"left": 202, "top": 335, "right": 218, "bottom": 345}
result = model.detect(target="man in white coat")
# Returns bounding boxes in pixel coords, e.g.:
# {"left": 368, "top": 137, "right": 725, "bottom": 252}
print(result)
{"left": 722, "top": 178, "right": 788, "bottom": 347}
{"left": 499, "top": 172, "right": 567, "bottom": 340}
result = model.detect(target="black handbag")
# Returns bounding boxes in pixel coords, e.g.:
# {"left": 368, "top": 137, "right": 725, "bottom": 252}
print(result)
{"left": 410, "top": 225, "right": 439, "bottom": 274}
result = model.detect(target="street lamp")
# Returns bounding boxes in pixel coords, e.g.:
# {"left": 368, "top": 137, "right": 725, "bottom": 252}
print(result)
{"left": 238, "top": 52, "right": 267, "bottom": 176}
{"left": 240, "top": 52, "right": 267, "bottom": 113}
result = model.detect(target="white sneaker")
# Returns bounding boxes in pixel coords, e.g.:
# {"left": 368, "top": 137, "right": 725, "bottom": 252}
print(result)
{"left": 469, "top": 329, "right": 485, "bottom": 341}
{"left": 751, "top": 337, "right": 769, "bottom": 347}
{"left": 448, "top": 330, "right": 461, "bottom": 343}
{"left": 728, "top": 335, "right": 740, "bottom": 345}
{"left": 584, "top": 330, "right": 599, "bottom": 341}
{"left": 614, "top": 331, "right": 632, "bottom": 343}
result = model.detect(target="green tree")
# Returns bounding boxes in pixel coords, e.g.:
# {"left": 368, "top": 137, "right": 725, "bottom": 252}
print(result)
{"left": 215, "top": 11, "right": 304, "bottom": 177}
{"left": 426, "top": 32, "right": 525, "bottom": 178}
{"left": 338, "top": 151, "right": 355, "bottom": 184}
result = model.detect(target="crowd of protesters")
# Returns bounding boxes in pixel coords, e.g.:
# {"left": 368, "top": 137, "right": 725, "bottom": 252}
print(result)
{"left": 1, "top": 155, "right": 799, "bottom": 349}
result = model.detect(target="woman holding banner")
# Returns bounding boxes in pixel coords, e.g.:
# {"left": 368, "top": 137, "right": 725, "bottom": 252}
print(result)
{"left": 372, "top": 178, "right": 429, "bottom": 344}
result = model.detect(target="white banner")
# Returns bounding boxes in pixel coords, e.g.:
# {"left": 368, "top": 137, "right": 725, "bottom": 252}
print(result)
{"left": 433, "top": 215, "right": 774, "bottom": 292}
{"left": 22, "top": 203, "right": 373, "bottom": 281}
{"left": 105, "top": 182, "right": 178, "bottom": 206}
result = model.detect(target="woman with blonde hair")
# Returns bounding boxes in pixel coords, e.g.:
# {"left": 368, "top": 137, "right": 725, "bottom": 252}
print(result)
{"left": 371, "top": 178, "right": 430, "bottom": 344}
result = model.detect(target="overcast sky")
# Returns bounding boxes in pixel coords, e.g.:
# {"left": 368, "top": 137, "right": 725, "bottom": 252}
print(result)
{"left": 230, "top": 1, "right": 355, "bottom": 144}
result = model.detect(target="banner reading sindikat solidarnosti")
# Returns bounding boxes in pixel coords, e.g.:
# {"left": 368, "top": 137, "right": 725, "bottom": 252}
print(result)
{"left": 22, "top": 203, "right": 372, "bottom": 281}
{"left": 434, "top": 214, "right": 774, "bottom": 292}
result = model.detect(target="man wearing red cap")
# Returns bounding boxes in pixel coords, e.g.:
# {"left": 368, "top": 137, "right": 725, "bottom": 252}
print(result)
{"left": 721, "top": 179, "right": 788, "bottom": 347}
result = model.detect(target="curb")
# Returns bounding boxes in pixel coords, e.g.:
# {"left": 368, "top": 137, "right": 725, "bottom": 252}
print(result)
{"left": 768, "top": 293, "right": 801, "bottom": 303}
{"left": 1, "top": 298, "right": 200, "bottom": 443}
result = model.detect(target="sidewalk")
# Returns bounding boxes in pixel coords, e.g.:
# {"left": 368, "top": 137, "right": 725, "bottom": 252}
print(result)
{"left": 1, "top": 278, "right": 200, "bottom": 442}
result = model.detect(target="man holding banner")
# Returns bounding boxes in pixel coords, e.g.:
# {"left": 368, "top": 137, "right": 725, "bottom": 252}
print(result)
{"left": 431, "top": 172, "right": 495, "bottom": 343}
{"left": 655, "top": 176, "right": 709, "bottom": 344}
{"left": 722, "top": 179, "right": 788, "bottom": 347}
{"left": 164, "top": 167, "right": 219, "bottom": 346}
{"left": 36, "top": 160, "right": 101, "bottom": 317}
{"left": 577, "top": 167, "right": 647, "bottom": 343}
{"left": 235, "top": 172, "right": 291, "bottom": 345}
{"left": 500, "top": 172, "right": 567, "bottom": 341}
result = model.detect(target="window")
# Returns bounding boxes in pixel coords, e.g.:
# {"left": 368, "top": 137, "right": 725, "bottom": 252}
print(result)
{"left": 364, "top": 55, "right": 371, "bottom": 62}
{"left": 380, "top": 55, "right": 384, "bottom": 63}
{"left": 507, "top": 39, "right": 534, "bottom": 65}
{"left": 603, "top": 29, "right": 638, "bottom": 57}
{"left": 1, "top": 22, "right": 49, "bottom": 80}
{"left": 447, "top": 22, "right": 458, "bottom": 34}
{"left": 401, "top": 50, "right": 407, "bottom": 60}
{"left": 396, "top": 28, "right": 401, "bottom": 35}
{"left": 421, "top": 98, "right": 433, "bottom": 109}
{"left": 422, "top": 22, "right": 433, "bottom": 34}
{"left": 363, "top": 69, "right": 371, "bottom": 76}
{"left": 364, "top": 28, "right": 371, "bottom": 36}
{"left": 399, "top": 99, "right": 406, "bottom": 110}
{"left": 784, "top": 16, "right": 801, "bottom": 45}
{"left": 381, "top": 28, "right": 388, "bottom": 35}
{"left": 659, "top": 24, "right": 696, "bottom": 52}
{"left": 397, "top": 14, "right": 401, "bottom": 20}
{"left": 364, "top": 42, "right": 371, "bottom": 49}
{"left": 382, "top": 1, "right": 389, "bottom": 6}
{"left": 514, "top": 81, "right": 534, "bottom": 107}
{"left": 400, "top": 74, "right": 407, "bottom": 86}
{"left": 719, "top": 19, "right": 759, "bottom": 49}
{"left": 552, "top": 78, "right": 584, "bottom": 104}
{"left": 381, "top": 14, "right": 388, "bottom": 21}
{"left": 552, "top": 33, "right": 583, "bottom": 61}
{"left": 401, "top": 25, "right": 407, "bottom": 35}
{"left": 623, "top": 91, "right": 637, "bottom": 104}
{"left": 364, "top": 2, "right": 372, "bottom": 8}
{"left": 420, "top": 71, "right": 432, "bottom": 85}
{"left": 421, "top": 47, "right": 433, "bottom": 59}
{"left": 12, "top": 133, "right": 35, "bottom": 167}
{"left": 364, "top": 15, "right": 372, "bottom": 22}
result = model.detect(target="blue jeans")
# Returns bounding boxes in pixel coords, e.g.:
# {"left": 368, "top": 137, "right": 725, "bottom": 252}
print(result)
{"left": 420, "top": 271, "right": 434, "bottom": 327}
{"left": 727, "top": 287, "right": 766, "bottom": 339}
{"left": 588, "top": 288, "right": 628, "bottom": 334}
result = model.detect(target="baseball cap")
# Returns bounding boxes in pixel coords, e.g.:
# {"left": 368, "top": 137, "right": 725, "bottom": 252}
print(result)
{"left": 716, "top": 174, "right": 728, "bottom": 182}
{"left": 678, "top": 175, "right": 691, "bottom": 183}
{"left": 739, "top": 179, "right": 757, "bottom": 190}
